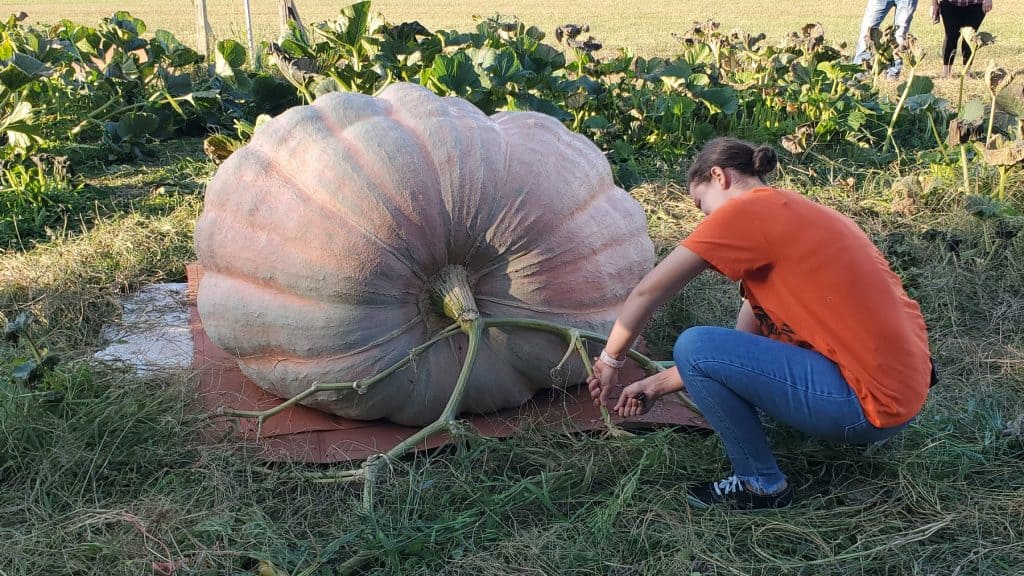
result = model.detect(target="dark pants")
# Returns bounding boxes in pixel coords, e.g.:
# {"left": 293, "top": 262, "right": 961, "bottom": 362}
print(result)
{"left": 940, "top": 2, "right": 986, "bottom": 65}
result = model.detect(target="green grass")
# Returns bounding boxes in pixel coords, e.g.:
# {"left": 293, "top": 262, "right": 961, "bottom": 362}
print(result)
{"left": 1, "top": 138, "right": 1022, "bottom": 573}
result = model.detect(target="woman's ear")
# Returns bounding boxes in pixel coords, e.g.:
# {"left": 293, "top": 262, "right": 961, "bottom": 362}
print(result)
{"left": 710, "top": 166, "right": 729, "bottom": 188}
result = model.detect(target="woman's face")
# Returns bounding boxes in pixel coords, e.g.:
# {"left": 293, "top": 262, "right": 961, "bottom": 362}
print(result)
{"left": 688, "top": 176, "right": 728, "bottom": 216}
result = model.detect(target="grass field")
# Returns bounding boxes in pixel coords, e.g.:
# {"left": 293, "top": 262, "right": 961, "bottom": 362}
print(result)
{"left": 23, "top": 0, "right": 1024, "bottom": 84}
{"left": 2, "top": 1, "right": 1024, "bottom": 575}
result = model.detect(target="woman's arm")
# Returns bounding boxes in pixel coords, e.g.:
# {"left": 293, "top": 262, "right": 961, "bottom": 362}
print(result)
{"left": 736, "top": 298, "right": 761, "bottom": 334}
{"left": 596, "top": 245, "right": 709, "bottom": 405}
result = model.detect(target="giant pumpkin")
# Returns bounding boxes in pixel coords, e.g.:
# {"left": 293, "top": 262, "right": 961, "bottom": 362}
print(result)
{"left": 195, "top": 83, "right": 654, "bottom": 426}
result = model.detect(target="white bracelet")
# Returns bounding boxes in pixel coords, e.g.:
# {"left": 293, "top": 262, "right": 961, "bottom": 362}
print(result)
{"left": 599, "top": 349, "right": 627, "bottom": 369}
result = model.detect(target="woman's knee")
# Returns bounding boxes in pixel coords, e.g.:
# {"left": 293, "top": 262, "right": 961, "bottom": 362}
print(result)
{"left": 673, "top": 326, "right": 728, "bottom": 370}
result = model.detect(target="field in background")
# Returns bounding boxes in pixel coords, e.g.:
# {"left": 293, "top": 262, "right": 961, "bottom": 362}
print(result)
{"left": 24, "top": 0, "right": 1024, "bottom": 84}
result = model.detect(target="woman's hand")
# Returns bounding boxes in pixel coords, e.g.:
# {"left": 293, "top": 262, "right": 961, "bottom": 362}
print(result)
{"left": 982, "top": 0, "right": 992, "bottom": 13}
{"left": 614, "top": 380, "right": 653, "bottom": 418}
{"left": 931, "top": 2, "right": 941, "bottom": 23}
{"left": 587, "top": 358, "right": 620, "bottom": 407}
{"left": 613, "top": 369, "right": 685, "bottom": 418}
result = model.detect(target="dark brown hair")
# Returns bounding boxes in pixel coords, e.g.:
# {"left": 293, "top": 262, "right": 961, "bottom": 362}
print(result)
{"left": 686, "top": 137, "right": 778, "bottom": 186}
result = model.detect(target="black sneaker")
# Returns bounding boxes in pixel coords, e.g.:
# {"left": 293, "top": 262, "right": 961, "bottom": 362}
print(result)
{"left": 686, "top": 475, "right": 793, "bottom": 511}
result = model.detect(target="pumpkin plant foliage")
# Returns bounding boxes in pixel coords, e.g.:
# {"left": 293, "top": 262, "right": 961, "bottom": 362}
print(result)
{"left": 195, "top": 83, "right": 655, "bottom": 426}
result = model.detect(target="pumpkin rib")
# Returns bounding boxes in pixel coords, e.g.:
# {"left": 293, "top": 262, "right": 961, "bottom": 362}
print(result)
{"left": 232, "top": 313, "right": 425, "bottom": 363}
{"left": 201, "top": 267, "right": 417, "bottom": 309}
{"left": 386, "top": 101, "right": 507, "bottom": 273}
{"left": 382, "top": 108, "right": 465, "bottom": 267}
{"left": 199, "top": 272, "right": 423, "bottom": 358}
{"left": 309, "top": 100, "right": 457, "bottom": 281}
{"left": 198, "top": 205, "right": 422, "bottom": 305}
{"left": 251, "top": 122, "right": 431, "bottom": 285}
{"left": 474, "top": 294, "right": 620, "bottom": 316}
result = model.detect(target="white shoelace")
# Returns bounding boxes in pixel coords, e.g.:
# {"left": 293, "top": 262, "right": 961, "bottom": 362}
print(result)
{"left": 712, "top": 475, "right": 745, "bottom": 497}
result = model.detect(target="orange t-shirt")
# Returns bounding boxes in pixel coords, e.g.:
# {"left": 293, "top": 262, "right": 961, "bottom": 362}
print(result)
{"left": 680, "top": 187, "right": 931, "bottom": 428}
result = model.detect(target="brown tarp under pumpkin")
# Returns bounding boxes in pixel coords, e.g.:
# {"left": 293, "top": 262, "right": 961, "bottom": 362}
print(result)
{"left": 188, "top": 264, "right": 709, "bottom": 463}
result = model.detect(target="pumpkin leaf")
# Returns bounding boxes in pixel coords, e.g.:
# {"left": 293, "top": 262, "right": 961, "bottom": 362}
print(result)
{"left": 486, "top": 50, "right": 527, "bottom": 88}
{"left": 0, "top": 52, "right": 49, "bottom": 91}
{"left": 214, "top": 40, "right": 251, "bottom": 91}
{"left": 0, "top": 100, "right": 44, "bottom": 150}
{"left": 514, "top": 93, "right": 570, "bottom": 121}
{"left": 980, "top": 140, "right": 1024, "bottom": 166}
{"left": 897, "top": 76, "right": 934, "bottom": 98}
{"left": 904, "top": 93, "right": 937, "bottom": 114}
{"left": 697, "top": 87, "right": 738, "bottom": 115}
{"left": 966, "top": 194, "right": 1014, "bottom": 219}
{"left": 3, "top": 311, "right": 35, "bottom": 343}
{"left": 12, "top": 359, "right": 40, "bottom": 385}
{"left": 960, "top": 98, "right": 986, "bottom": 122}
{"left": 582, "top": 115, "right": 610, "bottom": 130}
{"left": 423, "top": 52, "right": 482, "bottom": 100}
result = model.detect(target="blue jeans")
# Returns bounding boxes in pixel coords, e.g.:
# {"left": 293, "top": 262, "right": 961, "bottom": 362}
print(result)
{"left": 853, "top": 0, "right": 919, "bottom": 76}
{"left": 674, "top": 327, "right": 911, "bottom": 494}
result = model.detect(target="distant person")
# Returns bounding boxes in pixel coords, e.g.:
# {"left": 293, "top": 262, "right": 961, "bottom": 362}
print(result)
{"left": 932, "top": 0, "right": 994, "bottom": 78}
{"left": 853, "top": 0, "right": 920, "bottom": 79}
{"left": 588, "top": 137, "right": 935, "bottom": 511}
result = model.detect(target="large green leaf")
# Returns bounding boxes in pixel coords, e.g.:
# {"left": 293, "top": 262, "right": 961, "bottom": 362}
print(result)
{"left": 0, "top": 52, "right": 48, "bottom": 91}
{"left": 114, "top": 112, "right": 160, "bottom": 139}
{"left": 698, "top": 87, "right": 739, "bottom": 115}
{"left": 326, "top": 0, "right": 385, "bottom": 55}
{"left": 214, "top": 40, "right": 251, "bottom": 91}
{"left": 216, "top": 40, "right": 247, "bottom": 72}
{"left": 423, "top": 52, "right": 481, "bottom": 99}
{"left": 897, "top": 76, "right": 934, "bottom": 98}
{"left": 0, "top": 100, "right": 43, "bottom": 149}
{"left": 514, "top": 93, "right": 570, "bottom": 121}
{"left": 486, "top": 50, "right": 526, "bottom": 87}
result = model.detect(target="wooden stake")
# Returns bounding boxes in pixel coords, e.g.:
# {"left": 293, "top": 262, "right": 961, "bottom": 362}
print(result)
{"left": 193, "top": 0, "right": 213, "bottom": 56}
{"left": 242, "top": 0, "right": 256, "bottom": 65}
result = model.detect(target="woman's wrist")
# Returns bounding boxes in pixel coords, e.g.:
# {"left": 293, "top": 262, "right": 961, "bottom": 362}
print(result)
{"left": 599, "top": 349, "right": 626, "bottom": 369}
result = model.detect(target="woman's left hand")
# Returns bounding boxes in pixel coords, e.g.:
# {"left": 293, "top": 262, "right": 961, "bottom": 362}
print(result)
{"left": 982, "top": 0, "right": 992, "bottom": 13}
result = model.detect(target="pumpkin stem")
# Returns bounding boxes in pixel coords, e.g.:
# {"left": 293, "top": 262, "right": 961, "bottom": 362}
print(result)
{"left": 426, "top": 265, "right": 479, "bottom": 326}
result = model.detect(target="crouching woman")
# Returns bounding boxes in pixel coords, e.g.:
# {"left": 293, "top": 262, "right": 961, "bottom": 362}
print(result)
{"left": 588, "top": 137, "right": 934, "bottom": 511}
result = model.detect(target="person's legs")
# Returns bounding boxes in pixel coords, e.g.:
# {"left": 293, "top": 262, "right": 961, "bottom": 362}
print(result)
{"left": 886, "top": 0, "right": 919, "bottom": 76}
{"left": 855, "top": 0, "right": 897, "bottom": 65}
{"left": 939, "top": 2, "right": 961, "bottom": 69}
{"left": 673, "top": 326, "right": 909, "bottom": 497}
{"left": 958, "top": 4, "right": 986, "bottom": 64}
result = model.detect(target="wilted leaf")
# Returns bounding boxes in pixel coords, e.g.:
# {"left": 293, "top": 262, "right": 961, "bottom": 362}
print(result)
{"left": 12, "top": 360, "right": 40, "bottom": 385}
{"left": 980, "top": 141, "right": 1024, "bottom": 166}
{"left": 3, "top": 310, "right": 35, "bottom": 343}
{"left": 203, "top": 133, "right": 239, "bottom": 165}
